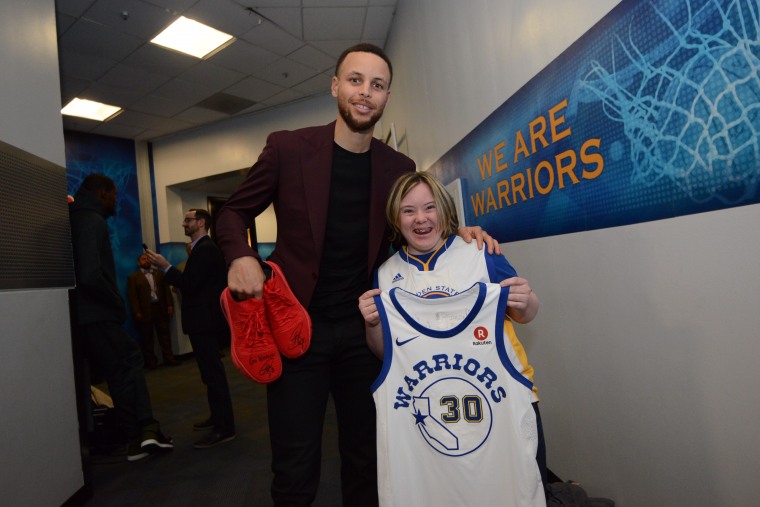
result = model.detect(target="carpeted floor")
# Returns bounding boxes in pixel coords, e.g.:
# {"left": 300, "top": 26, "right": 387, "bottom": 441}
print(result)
{"left": 83, "top": 352, "right": 341, "bottom": 507}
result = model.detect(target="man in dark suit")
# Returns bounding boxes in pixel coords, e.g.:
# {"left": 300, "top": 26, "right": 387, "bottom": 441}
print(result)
{"left": 127, "top": 253, "right": 178, "bottom": 368}
{"left": 213, "top": 44, "right": 413, "bottom": 507}
{"left": 147, "top": 208, "right": 235, "bottom": 449}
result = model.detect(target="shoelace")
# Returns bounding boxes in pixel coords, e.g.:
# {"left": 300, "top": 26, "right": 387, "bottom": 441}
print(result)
{"left": 240, "top": 309, "right": 270, "bottom": 347}
{"left": 272, "top": 308, "right": 299, "bottom": 327}
{"left": 266, "top": 283, "right": 296, "bottom": 309}
{"left": 265, "top": 286, "right": 302, "bottom": 329}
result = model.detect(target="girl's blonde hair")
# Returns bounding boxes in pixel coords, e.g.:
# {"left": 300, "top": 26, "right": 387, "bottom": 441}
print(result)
{"left": 386, "top": 171, "right": 460, "bottom": 244}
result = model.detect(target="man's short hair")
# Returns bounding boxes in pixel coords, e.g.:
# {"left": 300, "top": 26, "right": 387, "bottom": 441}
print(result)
{"left": 80, "top": 173, "right": 115, "bottom": 193}
{"left": 335, "top": 43, "right": 393, "bottom": 89}
{"left": 190, "top": 208, "right": 213, "bottom": 231}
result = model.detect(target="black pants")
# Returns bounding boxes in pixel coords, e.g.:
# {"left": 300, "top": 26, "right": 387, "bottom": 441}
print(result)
{"left": 267, "top": 312, "right": 381, "bottom": 507}
{"left": 81, "top": 321, "right": 154, "bottom": 438}
{"left": 135, "top": 302, "right": 173, "bottom": 365}
{"left": 533, "top": 401, "right": 550, "bottom": 500}
{"left": 189, "top": 330, "right": 235, "bottom": 435}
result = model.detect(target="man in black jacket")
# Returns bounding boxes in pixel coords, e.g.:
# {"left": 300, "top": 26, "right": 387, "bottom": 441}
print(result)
{"left": 69, "top": 173, "right": 172, "bottom": 462}
{"left": 147, "top": 208, "right": 235, "bottom": 449}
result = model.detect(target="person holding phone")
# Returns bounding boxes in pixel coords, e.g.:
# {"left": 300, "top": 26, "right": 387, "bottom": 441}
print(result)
{"left": 146, "top": 209, "right": 235, "bottom": 449}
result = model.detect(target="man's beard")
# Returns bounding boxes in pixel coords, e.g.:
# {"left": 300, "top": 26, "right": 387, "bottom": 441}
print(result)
{"left": 338, "top": 100, "right": 383, "bottom": 133}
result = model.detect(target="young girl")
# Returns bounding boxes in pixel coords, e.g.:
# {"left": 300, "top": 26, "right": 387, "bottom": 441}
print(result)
{"left": 359, "top": 171, "right": 548, "bottom": 506}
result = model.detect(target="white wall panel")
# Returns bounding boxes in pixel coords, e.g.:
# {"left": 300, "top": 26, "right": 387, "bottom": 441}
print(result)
{"left": 0, "top": 0, "right": 83, "bottom": 504}
{"left": 0, "top": 0, "right": 65, "bottom": 164}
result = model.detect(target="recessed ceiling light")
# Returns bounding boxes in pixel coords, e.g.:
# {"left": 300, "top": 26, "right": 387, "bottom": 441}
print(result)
{"left": 61, "top": 98, "right": 122, "bottom": 121}
{"left": 151, "top": 16, "right": 235, "bottom": 59}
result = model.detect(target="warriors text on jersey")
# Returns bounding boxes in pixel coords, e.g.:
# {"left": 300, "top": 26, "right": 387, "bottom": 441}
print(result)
{"left": 375, "top": 234, "right": 538, "bottom": 400}
{"left": 372, "top": 283, "right": 546, "bottom": 507}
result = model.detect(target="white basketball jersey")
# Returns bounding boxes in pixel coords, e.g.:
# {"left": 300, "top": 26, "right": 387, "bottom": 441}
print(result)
{"left": 376, "top": 235, "right": 538, "bottom": 401}
{"left": 372, "top": 283, "right": 545, "bottom": 507}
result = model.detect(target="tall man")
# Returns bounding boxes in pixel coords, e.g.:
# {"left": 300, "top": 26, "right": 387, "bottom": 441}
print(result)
{"left": 214, "top": 43, "right": 411, "bottom": 506}
{"left": 69, "top": 173, "right": 172, "bottom": 462}
{"left": 147, "top": 209, "right": 235, "bottom": 449}
{"left": 127, "top": 253, "right": 179, "bottom": 368}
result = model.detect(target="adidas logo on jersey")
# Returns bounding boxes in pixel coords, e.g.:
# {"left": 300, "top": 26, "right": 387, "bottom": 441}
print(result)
{"left": 391, "top": 273, "right": 404, "bottom": 283}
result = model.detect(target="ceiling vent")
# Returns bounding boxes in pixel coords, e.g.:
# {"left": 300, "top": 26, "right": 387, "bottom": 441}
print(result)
{"left": 195, "top": 93, "right": 257, "bottom": 115}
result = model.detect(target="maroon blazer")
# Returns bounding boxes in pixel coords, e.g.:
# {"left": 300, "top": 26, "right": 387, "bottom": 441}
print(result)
{"left": 126, "top": 268, "right": 173, "bottom": 318}
{"left": 215, "top": 121, "right": 415, "bottom": 309}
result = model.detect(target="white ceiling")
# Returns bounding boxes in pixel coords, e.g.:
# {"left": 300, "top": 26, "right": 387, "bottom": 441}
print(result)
{"left": 56, "top": 0, "right": 399, "bottom": 142}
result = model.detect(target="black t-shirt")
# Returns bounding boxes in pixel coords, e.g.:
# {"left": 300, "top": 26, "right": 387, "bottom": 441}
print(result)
{"left": 309, "top": 143, "right": 372, "bottom": 318}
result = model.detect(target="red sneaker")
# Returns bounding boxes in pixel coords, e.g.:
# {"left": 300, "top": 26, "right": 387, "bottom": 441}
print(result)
{"left": 263, "top": 261, "right": 312, "bottom": 358}
{"left": 220, "top": 288, "right": 281, "bottom": 383}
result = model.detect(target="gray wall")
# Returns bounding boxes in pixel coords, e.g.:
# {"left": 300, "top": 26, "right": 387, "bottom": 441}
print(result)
{"left": 0, "top": 0, "right": 83, "bottom": 504}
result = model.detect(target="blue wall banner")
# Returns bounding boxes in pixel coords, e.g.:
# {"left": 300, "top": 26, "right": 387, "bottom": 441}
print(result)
{"left": 430, "top": 0, "right": 759, "bottom": 242}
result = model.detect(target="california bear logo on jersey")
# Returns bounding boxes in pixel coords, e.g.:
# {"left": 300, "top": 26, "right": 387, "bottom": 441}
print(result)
{"left": 412, "top": 376, "right": 493, "bottom": 456}
{"left": 391, "top": 351, "right": 508, "bottom": 456}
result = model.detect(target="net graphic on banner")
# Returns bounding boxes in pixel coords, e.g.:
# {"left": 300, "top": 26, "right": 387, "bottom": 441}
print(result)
{"left": 580, "top": 0, "right": 759, "bottom": 205}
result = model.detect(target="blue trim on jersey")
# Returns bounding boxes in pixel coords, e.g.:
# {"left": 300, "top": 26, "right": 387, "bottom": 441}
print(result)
{"left": 398, "top": 235, "right": 457, "bottom": 271}
{"left": 495, "top": 286, "right": 534, "bottom": 392}
{"left": 397, "top": 245, "right": 423, "bottom": 270}
{"left": 388, "top": 282, "right": 488, "bottom": 338}
{"left": 485, "top": 248, "right": 518, "bottom": 283}
{"left": 420, "top": 291, "right": 450, "bottom": 299}
{"left": 371, "top": 293, "right": 393, "bottom": 393}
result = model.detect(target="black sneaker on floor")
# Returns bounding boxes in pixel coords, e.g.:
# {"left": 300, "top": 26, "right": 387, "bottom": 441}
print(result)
{"left": 127, "top": 440, "right": 149, "bottom": 462}
{"left": 140, "top": 422, "right": 174, "bottom": 452}
{"left": 193, "top": 431, "right": 235, "bottom": 449}
{"left": 193, "top": 417, "right": 213, "bottom": 431}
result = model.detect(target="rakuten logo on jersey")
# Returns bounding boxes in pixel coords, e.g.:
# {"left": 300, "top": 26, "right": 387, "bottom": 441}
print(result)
{"left": 471, "top": 326, "right": 493, "bottom": 347}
